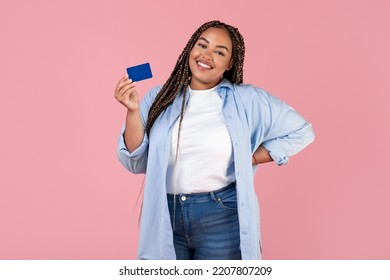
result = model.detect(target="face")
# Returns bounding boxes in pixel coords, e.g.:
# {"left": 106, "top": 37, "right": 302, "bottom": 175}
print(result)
{"left": 189, "top": 27, "right": 233, "bottom": 90}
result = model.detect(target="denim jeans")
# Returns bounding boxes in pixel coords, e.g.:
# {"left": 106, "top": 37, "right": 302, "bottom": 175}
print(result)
{"left": 167, "top": 182, "right": 242, "bottom": 260}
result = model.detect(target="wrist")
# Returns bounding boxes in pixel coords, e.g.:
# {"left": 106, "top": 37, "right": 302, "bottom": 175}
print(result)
{"left": 126, "top": 107, "right": 140, "bottom": 117}
{"left": 252, "top": 155, "right": 258, "bottom": 165}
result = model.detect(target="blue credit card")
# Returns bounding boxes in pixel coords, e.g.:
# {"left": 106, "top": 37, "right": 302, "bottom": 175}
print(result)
{"left": 126, "top": 63, "right": 153, "bottom": 82}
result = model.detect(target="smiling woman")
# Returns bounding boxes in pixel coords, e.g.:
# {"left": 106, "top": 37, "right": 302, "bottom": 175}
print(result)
{"left": 114, "top": 20, "right": 315, "bottom": 260}
{"left": 189, "top": 28, "right": 234, "bottom": 90}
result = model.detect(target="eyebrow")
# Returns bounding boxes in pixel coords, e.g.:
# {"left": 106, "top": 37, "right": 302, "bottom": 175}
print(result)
{"left": 199, "top": 37, "right": 230, "bottom": 53}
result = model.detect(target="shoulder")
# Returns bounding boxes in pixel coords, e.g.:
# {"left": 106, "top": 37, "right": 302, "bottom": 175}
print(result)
{"left": 231, "top": 83, "right": 272, "bottom": 106}
{"left": 145, "top": 85, "right": 163, "bottom": 98}
{"left": 233, "top": 83, "right": 268, "bottom": 96}
{"left": 218, "top": 79, "right": 276, "bottom": 104}
{"left": 142, "top": 85, "right": 163, "bottom": 105}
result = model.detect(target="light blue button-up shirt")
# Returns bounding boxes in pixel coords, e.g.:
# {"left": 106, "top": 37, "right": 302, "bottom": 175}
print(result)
{"left": 118, "top": 79, "right": 315, "bottom": 259}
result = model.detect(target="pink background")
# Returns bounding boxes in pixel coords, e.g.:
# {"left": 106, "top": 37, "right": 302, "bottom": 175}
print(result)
{"left": 1, "top": 0, "right": 389, "bottom": 259}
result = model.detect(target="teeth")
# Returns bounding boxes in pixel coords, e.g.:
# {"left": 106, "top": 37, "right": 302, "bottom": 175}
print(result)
{"left": 198, "top": 62, "right": 211, "bottom": 69}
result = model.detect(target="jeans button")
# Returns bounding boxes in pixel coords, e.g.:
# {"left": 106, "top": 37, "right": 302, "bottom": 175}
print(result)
{"left": 181, "top": 195, "right": 186, "bottom": 201}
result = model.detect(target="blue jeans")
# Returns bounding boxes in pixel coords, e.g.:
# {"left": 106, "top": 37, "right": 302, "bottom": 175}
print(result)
{"left": 167, "top": 182, "right": 241, "bottom": 260}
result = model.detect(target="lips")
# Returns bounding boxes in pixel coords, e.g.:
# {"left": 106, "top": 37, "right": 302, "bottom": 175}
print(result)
{"left": 198, "top": 62, "right": 211, "bottom": 69}
{"left": 196, "top": 59, "right": 213, "bottom": 70}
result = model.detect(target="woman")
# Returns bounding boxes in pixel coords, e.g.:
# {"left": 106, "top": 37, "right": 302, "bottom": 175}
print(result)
{"left": 114, "top": 20, "right": 315, "bottom": 260}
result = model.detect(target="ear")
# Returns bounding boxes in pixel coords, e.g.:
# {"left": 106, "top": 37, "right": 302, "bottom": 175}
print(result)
{"left": 227, "top": 59, "right": 234, "bottom": 70}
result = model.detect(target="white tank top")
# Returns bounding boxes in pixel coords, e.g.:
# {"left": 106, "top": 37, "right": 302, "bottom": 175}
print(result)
{"left": 166, "top": 86, "right": 235, "bottom": 194}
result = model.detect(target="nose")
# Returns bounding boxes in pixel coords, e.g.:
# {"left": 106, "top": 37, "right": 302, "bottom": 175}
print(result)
{"left": 200, "top": 47, "right": 213, "bottom": 60}
{"left": 201, "top": 51, "right": 213, "bottom": 61}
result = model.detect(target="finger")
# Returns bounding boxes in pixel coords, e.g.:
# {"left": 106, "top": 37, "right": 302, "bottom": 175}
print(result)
{"left": 120, "top": 87, "right": 138, "bottom": 102}
{"left": 120, "top": 75, "right": 130, "bottom": 82}
{"left": 118, "top": 82, "right": 137, "bottom": 97}
{"left": 116, "top": 87, "right": 137, "bottom": 105}
{"left": 115, "top": 79, "right": 136, "bottom": 98}
{"left": 115, "top": 77, "right": 132, "bottom": 92}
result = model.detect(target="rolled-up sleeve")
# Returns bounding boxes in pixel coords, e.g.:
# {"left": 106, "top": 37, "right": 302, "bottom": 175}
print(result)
{"left": 117, "top": 124, "right": 149, "bottom": 174}
{"left": 116, "top": 85, "right": 161, "bottom": 174}
{"left": 262, "top": 122, "right": 314, "bottom": 165}
{"left": 252, "top": 88, "right": 315, "bottom": 165}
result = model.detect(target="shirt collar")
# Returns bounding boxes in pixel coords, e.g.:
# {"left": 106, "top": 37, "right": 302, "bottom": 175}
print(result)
{"left": 217, "top": 79, "right": 234, "bottom": 91}
{"left": 176, "top": 79, "right": 234, "bottom": 97}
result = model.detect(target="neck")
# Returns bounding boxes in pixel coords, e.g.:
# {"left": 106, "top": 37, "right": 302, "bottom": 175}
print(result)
{"left": 189, "top": 79, "right": 220, "bottom": 90}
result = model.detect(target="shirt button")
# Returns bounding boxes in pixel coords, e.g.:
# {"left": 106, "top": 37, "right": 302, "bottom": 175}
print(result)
{"left": 181, "top": 196, "right": 186, "bottom": 201}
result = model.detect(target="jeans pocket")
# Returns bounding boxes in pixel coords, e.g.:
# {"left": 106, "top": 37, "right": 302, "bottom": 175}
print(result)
{"left": 216, "top": 189, "right": 238, "bottom": 210}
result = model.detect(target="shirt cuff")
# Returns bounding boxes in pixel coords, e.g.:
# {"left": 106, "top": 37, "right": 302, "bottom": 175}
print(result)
{"left": 118, "top": 124, "right": 149, "bottom": 160}
{"left": 262, "top": 140, "right": 289, "bottom": 165}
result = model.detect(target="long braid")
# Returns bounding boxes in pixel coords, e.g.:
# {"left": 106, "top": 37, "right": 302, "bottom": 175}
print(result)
{"left": 145, "top": 20, "right": 245, "bottom": 136}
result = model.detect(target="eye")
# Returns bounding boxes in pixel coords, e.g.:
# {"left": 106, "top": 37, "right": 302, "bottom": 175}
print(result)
{"left": 198, "top": 43, "right": 207, "bottom": 49}
{"left": 216, "top": 51, "right": 225, "bottom": 56}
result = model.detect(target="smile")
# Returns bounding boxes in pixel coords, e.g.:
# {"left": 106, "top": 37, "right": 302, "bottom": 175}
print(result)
{"left": 197, "top": 61, "right": 212, "bottom": 69}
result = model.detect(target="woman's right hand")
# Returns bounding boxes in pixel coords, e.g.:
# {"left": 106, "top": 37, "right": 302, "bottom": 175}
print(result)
{"left": 114, "top": 76, "right": 140, "bottom": 112}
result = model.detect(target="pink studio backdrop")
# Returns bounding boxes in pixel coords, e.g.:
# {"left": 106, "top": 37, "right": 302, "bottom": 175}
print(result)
{"left": 1, "top": 0, "right": 389, "bottom": 259}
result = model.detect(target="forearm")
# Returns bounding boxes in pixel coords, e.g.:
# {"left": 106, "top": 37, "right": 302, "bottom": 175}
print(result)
{"left": 124, "top": 109, "right": 144, "bottom": 153}
{"left": 252, "top": 145, "right": 273, "bottom": 166}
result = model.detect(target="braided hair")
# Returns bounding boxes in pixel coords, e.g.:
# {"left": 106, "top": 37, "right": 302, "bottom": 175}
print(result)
{"left": 145, "top": 20, "right": 245, "bottom": 135}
